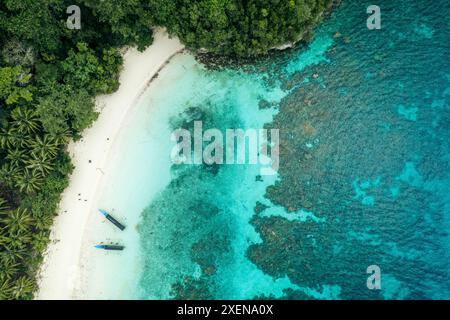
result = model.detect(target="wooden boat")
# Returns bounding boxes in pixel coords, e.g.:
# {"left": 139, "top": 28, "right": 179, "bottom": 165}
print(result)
{"left": 98, "top": 209, "right": 126, "bottom": 230}
{"left": 95, "top": 244, "right": 125, "bottom": 251}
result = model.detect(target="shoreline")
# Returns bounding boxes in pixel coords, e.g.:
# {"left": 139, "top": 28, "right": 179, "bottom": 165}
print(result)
{"left": 36, "top": 29, "right": 183, "bottom": 300}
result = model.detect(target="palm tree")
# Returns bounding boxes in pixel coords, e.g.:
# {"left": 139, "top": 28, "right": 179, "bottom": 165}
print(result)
{"left": 0, "top": 246, "right": 26, "bottom": 265}
{"left": 10, "top": 107, "right": 39, "bottom": 135}
{"left": 34, "top": 213, "right": 53, "bottom": 231}
{"left": 0, "top": 227, "right": 8, "bottom": 247}
{"left": 50, "top": 128, "right": 71, "bottom": 145}
{"left": 4, "top": 231, "right": 32, "bottom": 251}
{"left": 0, "top": 127, "right": 25, "bottom": 149}
{"left": 10, "top": 276, "right": 35, "bottom": 299}
{"left": 0, "top": 197, "right": 8, "bottom": 213}
{"left": 0, "top": 278, "right": 13, "bottom": 300}
{"left": 1, "top": 208, "right": 33, "bottom": 234}
{"left": 29, "top": 135, "right": 58, "bottom": 158}
{"left": 0, "top": 127, "right": 10, "bottom": 149}
{"left": 25, "top": 150, "right": 54, "bottom": 175}
{"left": 0, "top": 259, "right": 19, "bottom": 280}
{"left": 0, "top": 163, "right": 20, "bottom": 188}
{"left": 15, "top": 169, "right": 44, "bottom": 194}
{"left": 32, "top": 231, "right": 49, "bottom": 252}
{"left": 5, "top": 148, "right": 28, "bottom": 167}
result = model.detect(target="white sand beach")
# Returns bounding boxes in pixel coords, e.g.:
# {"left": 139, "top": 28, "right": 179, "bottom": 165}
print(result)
{"left": 36, "top": 29, "right": 183, "bottom": 300}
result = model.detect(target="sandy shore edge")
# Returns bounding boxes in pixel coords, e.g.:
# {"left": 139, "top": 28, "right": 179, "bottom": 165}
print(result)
{"left": 36, "top": 29, "right": 183, "bottom": 300}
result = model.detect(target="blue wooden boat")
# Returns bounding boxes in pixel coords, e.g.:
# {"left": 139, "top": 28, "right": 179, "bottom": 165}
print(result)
{"left": 95, "top": 244, "right": 125, "bottom": 251}
{"left": 99, "top": 209, "right": 126, "bottom": 230}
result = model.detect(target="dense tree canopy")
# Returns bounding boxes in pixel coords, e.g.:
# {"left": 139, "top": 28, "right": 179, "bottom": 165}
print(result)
{"left": 148, "top": 0, "right": 335, "bottom": 56}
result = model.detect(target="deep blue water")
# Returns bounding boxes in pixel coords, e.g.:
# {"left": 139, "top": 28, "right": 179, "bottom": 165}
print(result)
{"left": 136, "top": 0, "right": 450, "bottom": 299}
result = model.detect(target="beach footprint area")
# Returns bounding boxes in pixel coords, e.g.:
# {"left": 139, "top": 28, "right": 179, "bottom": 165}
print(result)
{"left": 81, "top": 0, "right": 449, "bottom": 300}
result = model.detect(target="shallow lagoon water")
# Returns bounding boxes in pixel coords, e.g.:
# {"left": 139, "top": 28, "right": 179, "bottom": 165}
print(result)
{"left": 91, "top": 0, "right": 449, "bottom": 299}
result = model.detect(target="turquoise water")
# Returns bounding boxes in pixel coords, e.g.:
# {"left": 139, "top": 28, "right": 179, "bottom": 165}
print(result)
{"left": 112, "top": 0, "right": 449, "bottom": 299}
